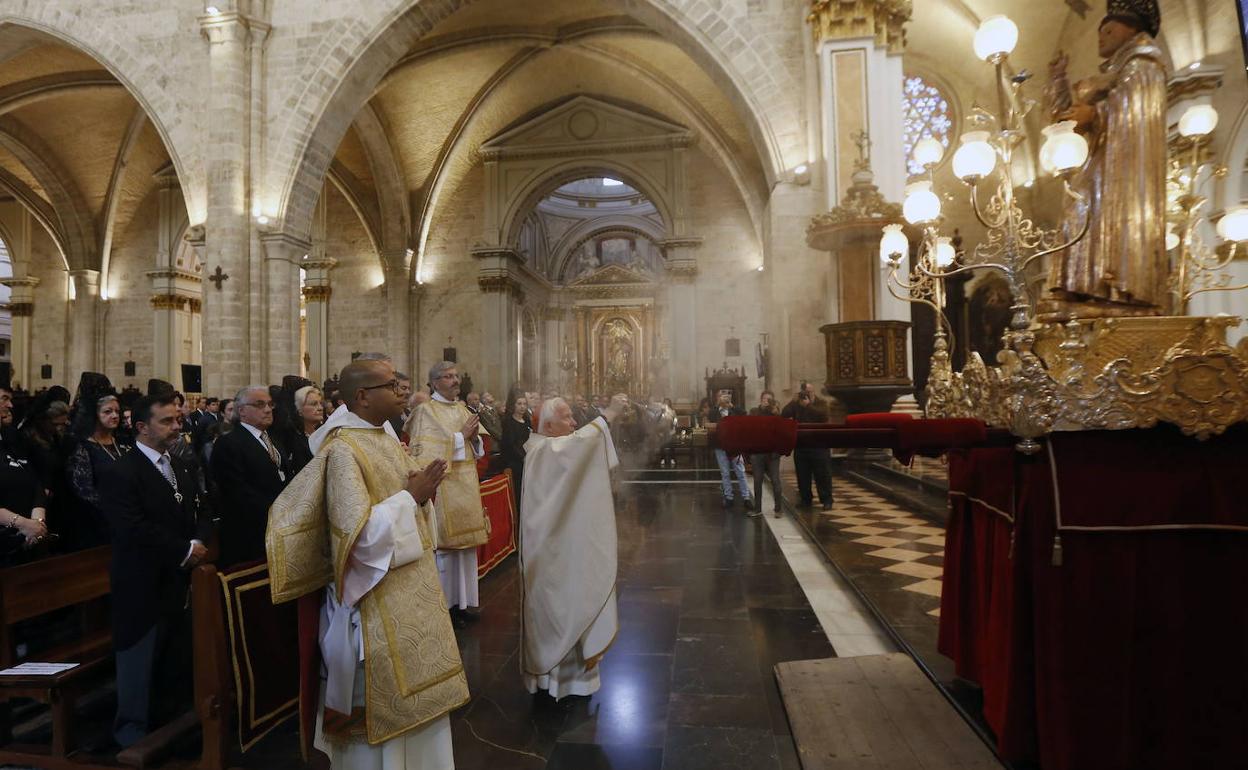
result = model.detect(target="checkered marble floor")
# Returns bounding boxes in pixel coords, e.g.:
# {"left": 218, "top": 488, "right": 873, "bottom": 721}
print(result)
{"left": 779, "top": 466, "right": 945, "bottom": 619}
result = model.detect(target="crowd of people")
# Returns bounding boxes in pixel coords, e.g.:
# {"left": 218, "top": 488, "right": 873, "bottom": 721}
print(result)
{"left": 1, "top": 360, "right": 830, "bottom": 761}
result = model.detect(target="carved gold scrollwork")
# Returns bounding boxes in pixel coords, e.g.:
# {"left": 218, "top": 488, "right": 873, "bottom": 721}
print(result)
{"left": 926, "top": 316, "right": 1248, "bottom": 445}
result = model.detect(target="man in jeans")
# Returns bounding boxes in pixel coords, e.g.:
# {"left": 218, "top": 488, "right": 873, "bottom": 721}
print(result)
{"left": 749, "top": 390, "right": 783, "bottom": 517}
{"left": 706, "top": 389, "right": 756, "bottom": 515}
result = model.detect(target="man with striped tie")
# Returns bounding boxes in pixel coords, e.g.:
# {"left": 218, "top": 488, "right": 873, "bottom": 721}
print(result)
{"left": 209, "top": 384, "right": 292, "bottom": 567}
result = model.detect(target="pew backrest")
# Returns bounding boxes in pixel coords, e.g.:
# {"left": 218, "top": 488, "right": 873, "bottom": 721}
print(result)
{"left": 0, "top": 546, "right": 112, "bottom": 670}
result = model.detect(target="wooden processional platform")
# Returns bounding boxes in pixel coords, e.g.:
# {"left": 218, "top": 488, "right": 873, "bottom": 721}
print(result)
{"left": 775, "top": 654, "right": 1003, "bottom": 769}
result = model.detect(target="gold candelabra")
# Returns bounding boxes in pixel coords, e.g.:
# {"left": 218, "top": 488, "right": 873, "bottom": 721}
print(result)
{"left": 881, "top": 15, "right": 1091, "bottom": 334}
{"left": 1167, "top": 104, "right": 1248, "bottom": 313}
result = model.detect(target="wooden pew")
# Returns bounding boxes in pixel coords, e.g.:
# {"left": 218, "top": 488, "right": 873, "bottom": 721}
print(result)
{"left": 0, "top": 546, "right": 115, "bottom": 770}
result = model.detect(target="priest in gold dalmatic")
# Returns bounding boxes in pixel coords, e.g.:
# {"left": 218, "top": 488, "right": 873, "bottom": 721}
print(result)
{"left": 406, "top": 361, "right": 489, "bottom": 622}
{"left": 1040, "top": 0, "right": 1169, "bottom": 321}
{"left": 267, "top": 359, "right": 469, "bottom": 769}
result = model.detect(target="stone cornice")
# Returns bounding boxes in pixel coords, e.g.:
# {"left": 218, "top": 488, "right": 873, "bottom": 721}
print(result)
{"left": 481, "top": 135, "right": 695, "bottom": 163}
{"left": 478, "top": 275, "right": 527, "bottom": 304}
{"left": 145, "top": 268, "right": 203, "bottom": 284}
{"left": 260, "top": 230, "right": 313, "bottom": 263}
{"left": 1167, "top": 67, "right": 1223, "bottom": 106}
{"left": 302, "top": 285, "right": 333, "bottom": 302}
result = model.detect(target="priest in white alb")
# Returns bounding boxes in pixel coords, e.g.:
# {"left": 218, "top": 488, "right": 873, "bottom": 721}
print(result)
{"left": 520, "top": 393, "right": 626, "bottom": 699}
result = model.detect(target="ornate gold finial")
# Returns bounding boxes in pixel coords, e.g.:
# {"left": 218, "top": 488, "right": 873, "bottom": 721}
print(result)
{"left": 807, "top": 0, "right": 911, "bottom": 54}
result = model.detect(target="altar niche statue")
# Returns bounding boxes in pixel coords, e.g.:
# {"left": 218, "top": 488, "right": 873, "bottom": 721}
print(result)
{"left": 1039, "top": 0, "right": 1169, "bottom": 322}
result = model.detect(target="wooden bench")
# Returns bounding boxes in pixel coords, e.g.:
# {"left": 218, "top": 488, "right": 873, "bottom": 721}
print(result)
{"left": 775, "top": 654, "right": 1005, "bottom": 769}
{"left": 0, "top": 545, "right": 116, "bottom": 770}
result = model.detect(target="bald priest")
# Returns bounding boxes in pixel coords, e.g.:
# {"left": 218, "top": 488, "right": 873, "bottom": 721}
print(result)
{"left": 266, "top": 359, "right": 468, "bottom": 769}
{"left": 520, "top": 393, "right": 627, "bottom": 699}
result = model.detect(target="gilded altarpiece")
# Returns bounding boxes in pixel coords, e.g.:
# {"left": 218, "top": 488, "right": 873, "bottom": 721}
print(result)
{"left": 573, "top": 306, "right": 654, "bottom": 397}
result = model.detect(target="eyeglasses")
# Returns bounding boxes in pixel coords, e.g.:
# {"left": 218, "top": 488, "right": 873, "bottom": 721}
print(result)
{"left": 360, "top": 380, "right": 402, "bottom": 394}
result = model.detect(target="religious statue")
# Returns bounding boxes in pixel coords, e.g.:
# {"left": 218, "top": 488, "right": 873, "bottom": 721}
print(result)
{"left": 605, "top": 320, "right": 634, "bottom": 391}
{"left": 1039, "top": 0, "right": 1169, "bottom": 321}
{"left": 572, "top": 245, "right": 599, "bottom": 278}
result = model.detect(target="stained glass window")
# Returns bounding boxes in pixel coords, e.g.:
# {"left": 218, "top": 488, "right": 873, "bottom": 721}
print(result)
{"left": 902, "top": 75, "right": 953, "bottom": 176}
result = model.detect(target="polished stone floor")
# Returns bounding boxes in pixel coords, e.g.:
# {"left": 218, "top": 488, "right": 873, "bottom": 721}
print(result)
{"left": 137, "top": 467, "right": 837, "bottom": 770}
{"left": 444, "top": 467, "right": 833, "bottom": 770}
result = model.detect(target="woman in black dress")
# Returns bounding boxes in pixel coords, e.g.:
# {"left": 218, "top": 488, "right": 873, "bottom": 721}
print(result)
{"left": 500, "top": 392, "right": 530, "bottom": 513}
{"left": 285, "top": 385, "right": 324, "bottom": 475}
{"left": 1, "top": 387, "right": 49, "bottom": 567}
{"left": 66, "top": 385, "right": 131, "bottom": 549}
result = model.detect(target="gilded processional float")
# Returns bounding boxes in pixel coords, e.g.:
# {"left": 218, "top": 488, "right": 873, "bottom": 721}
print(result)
{"left": 875, "top": 3, "right": 1248, "bottom": 453}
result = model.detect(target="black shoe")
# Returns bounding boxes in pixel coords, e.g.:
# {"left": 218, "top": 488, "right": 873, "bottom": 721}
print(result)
{"left": 721, "top": 498, "right": 733, "bottom": 509}
{"left": 450, "top": 612, "right": 467, "bottom": 629}
{"left": 456, "top": 607, "right": 482, "bottom": 623}
{"left": 821, "top": 503, "right": 834, "bottom": 511}
{"left": 743, "top": 498, "right": 755, "bottom": 512}
{"left": 745, "top": 508, "right": 763, "bottom": 518}
{"left": 773, "top": 507, "right": 782, "bottom": 518}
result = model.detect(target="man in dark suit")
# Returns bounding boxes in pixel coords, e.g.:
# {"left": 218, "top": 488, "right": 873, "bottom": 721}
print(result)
{"left": 99, "top": 394, "right": 211, "bottom": 748}
{"left": 209, "top": 385, "right": 290, "bottom": 567}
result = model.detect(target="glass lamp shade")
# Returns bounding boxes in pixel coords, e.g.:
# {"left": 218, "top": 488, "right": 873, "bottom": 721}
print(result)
{"left": 880, "top": 224, "right": 910, "bottom": 265}
{"left": 974, "top": 15, "right": 1019, "bottom": 61}
{"left": 1178, "top": 104, "right": 1219, "bottom": 138}
{"left": 952, "top": 132, "right": 996, "bottom": 181}
{"left": 913, "top": 136, "right": 945, "bottom": 168}
{"left": 1217, "top": 207, "right": 1248, "bottom": 242}
{"left": 933, "top": 237, "right": 956, "bottom": 268}
{"left": 1039, "top": 121, "right": 1089, "bottom": 174}
{"left": 902, "top": 182, "right": 942, "bottom": 225}
{"left": 1165, "top": 225, "right": 1180, "bottom": 251}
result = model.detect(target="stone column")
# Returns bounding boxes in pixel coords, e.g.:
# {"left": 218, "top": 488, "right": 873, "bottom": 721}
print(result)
{"left": 1, "top": 277, "right": 38, "bottom": 390}
{"left": 472, "top": 246, "right": 525, "bottom": 393}
{"left": 382, "top": 254, "right": 412, "bottom": 377}
{"left": 809, "top": 0, "right": 910, "bottom": 337}
{"left": 199, "top": 9, "right": 255, "bottom": 397}
{"left": 148, "top": 268, "right": 205, "bottom": 383}
{"left": 810, "top": 0, "right": 909, "bottom": 206}
{"left": 541, "top": 305, "right": 566, "bottom": 391}
{"left": 67, "top": 269, "right": 100, "bottom": 383}
{"left": 259, "top": 232, "right": 309, "bottom": 384}
{"left": 660, "top": 238, "right": 701, "bottom": 404}
{"left": 301, "top": 257, "right": 337, "bottom": 384}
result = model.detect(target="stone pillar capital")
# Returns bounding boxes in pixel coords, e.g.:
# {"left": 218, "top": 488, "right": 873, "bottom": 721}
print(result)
{"left": 807, "top": 0, "right": 910, "bottom": 53}
{"left": 199, "top": 12, "right": 250, "bottom": 44}
{"left": 259, "top": 231, "right": 312, "bottom": 263}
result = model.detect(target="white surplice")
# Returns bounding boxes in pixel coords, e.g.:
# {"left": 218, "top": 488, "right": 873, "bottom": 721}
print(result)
{"left": 431, "top": 392, "right": 484, "bottom": 610}
{"left": 519, "top": 417, "right": 619, "bottom": 699}
{"left": 308, "top": 406, "right": 454, "bottom": 769}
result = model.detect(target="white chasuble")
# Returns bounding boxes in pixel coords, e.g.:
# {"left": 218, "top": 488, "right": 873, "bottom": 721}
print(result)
{"left": 519, "top": 417, "right": 619, "bottom": 699}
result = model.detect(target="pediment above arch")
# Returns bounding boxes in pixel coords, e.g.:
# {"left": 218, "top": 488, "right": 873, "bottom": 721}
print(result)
{"left": 570, "top": 262, "right": 654, "bottom": 287}
{"left": 481, "top": 96, "right": 694, "bottom": 160}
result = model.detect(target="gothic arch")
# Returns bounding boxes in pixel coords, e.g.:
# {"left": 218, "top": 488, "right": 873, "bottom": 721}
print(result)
{"left": 0, "top": 18, "right": 202, "bottom": 222}
{"left": 266, "top": 0, "right": 800, "bottom": 245}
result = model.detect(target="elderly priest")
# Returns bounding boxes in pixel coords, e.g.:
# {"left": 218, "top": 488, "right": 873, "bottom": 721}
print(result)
{"left": 520, "top": 393, "right": 627, "bottom": 699}
{"left": 266, "top": 359, "right": 468, "bottom": 769}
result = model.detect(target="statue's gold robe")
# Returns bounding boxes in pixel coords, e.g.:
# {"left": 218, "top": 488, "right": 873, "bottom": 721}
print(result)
{"left": 267, "top": 420, "right": 469, "bottom": 748}
{"left": 1042, "top": 32, "right": 1170, "bottom": 320}
{"left": 406, "top": 398, "right": 488, "bottom": 550}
